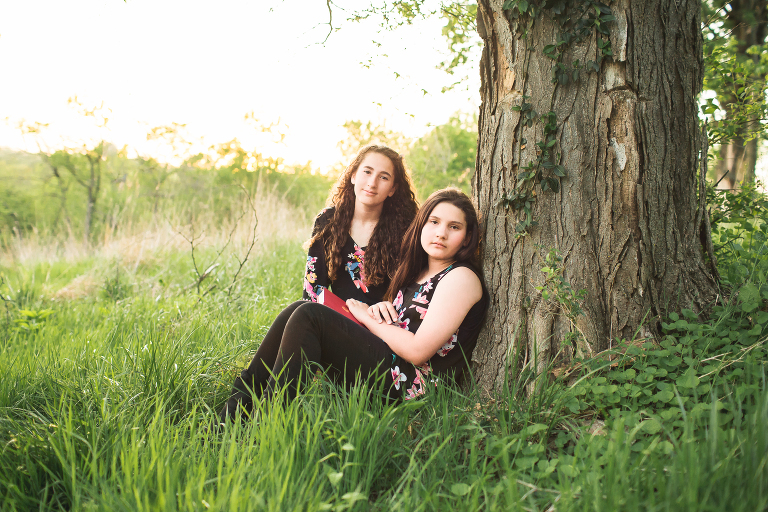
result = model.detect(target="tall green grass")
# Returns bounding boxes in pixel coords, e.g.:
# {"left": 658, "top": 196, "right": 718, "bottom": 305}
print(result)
{"left": 1, "top": 188, "right": 767, "bottom": 511}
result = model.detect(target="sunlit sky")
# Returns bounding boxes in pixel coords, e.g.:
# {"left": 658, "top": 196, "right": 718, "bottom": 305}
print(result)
{"left": 0, "top": 0, "right": 480, "bottom": 170}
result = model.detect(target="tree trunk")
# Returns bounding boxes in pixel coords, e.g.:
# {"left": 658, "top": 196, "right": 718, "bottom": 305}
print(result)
{"left": 471, "top": 0, "right": 719, "bottom": 392}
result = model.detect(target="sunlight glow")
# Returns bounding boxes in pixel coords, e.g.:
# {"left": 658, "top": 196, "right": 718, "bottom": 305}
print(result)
{"left": 0, "top": 0, "right": 480, "bottom": 170}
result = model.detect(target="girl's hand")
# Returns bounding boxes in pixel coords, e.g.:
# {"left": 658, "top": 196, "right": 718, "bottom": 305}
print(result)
{"left": 345, "top": 299, "right": 370, "bottom": 322}
{"left": 368, "top": 301, "right": 398, "bottom": 324}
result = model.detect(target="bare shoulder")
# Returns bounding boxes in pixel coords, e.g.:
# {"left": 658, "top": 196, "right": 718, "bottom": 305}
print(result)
{"left": 435, "top": 266, "right": 483, "bottom": 302}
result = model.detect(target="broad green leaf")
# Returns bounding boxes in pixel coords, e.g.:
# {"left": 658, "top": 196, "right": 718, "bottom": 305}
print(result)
{"left": 327, "top": 472, "right": 343, "bottom": 486}
{"left": 451, "top": 483, "right": 471, "bottom": 496}
{"left": 678, "top": 368, "right": 700, "bottom": 388}
{"left": 642, "top": 419, "right": 662, "bottom": 434}
{"left": 521, "top": 423, "right": 548, "bottom": 437}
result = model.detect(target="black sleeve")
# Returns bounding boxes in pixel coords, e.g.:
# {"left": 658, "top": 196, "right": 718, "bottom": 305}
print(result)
{"left": 303, "top": 209, "right": 332, "bottom": 301}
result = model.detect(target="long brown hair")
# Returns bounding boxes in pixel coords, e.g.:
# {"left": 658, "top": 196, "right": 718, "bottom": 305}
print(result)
{"left": 385, "top": 187, "right": 481, "bottom": 301}
{"left": 309, "top": 145, "right": 418, "bottom": 285}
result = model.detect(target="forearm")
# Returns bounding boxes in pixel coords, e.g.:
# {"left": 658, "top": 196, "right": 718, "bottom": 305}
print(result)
{"left": 357, "top": 315, "right": 426, "bottom": 364}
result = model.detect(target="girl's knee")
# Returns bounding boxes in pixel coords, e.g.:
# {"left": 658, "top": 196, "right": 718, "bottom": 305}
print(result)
{"left": 283, "top": 302, "right": 328, "bottom": 335}
{"left": 276, "top": 300, "right": 309, "bottom": 322}
{"left": 291, "top": 301, "right": 325, "bottom": 322}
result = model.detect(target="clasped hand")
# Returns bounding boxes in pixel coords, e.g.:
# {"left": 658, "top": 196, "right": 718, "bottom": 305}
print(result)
{"left": 345, "top": 299, "right": 399, "bottom": 325}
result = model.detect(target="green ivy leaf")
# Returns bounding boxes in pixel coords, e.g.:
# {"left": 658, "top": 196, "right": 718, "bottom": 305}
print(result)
{"left": 678, "top": 368, "right": 700, "bottom": 388}
{"left": 642, "top": 419, "right": 662, "bottom": 434}
{"left": 451, "top": 483, "right": 471, "bottom": 496}
{"left": 739, "top": 283, "right": 761, "bottom": 313}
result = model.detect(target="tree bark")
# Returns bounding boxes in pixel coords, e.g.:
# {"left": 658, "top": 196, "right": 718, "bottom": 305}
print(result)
{"left": 471, "top": 0, "right": 719, "bottom": 392}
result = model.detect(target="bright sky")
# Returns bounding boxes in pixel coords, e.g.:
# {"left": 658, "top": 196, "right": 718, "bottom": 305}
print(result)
{"left": 0, "top": 0, "right": 480, "bottom": 170}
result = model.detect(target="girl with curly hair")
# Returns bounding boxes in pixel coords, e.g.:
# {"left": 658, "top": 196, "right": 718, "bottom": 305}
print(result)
{"left": 303, "top": 144, "right": 418, "bottom": 303}
{"left": 218, "top": 188, "right": 488, "bottom": 424}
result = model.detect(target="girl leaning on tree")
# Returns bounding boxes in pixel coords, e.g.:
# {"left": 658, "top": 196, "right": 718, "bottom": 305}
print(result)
{"left": 218, "top": 188, "right": 487, "bottom": 424}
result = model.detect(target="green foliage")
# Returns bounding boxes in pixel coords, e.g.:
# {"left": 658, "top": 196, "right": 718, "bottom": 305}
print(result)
{"left": 12, "top": 308, "right": 54, "bottom": 334}
{"left": 0, "top": 142, "right": 333, "bottom": 244}
{"left": 335, "top": 119, "right": 411, "bottom": 168}
{"left": 701, "top": 1, "right": 768, "bottom": 148}
{"left": 708, "top": 180, "right": 768, "bottom": 288}
{"left": 535, "top": 248, "right": 586, "bottom": 321}
{"left": 100, "top": 264, "right": 131, "bottom": 302}
{"left": 334, "top": 113, "right": 478, "bottom": 199}
{"left": 0, "top": 149, "right": 53, "bottom": 234}
{"left": 407, "top": 112, "right": 477, "bottom": 198}
{"left": 438, "top": 2, "right": 482, "bottom": 92}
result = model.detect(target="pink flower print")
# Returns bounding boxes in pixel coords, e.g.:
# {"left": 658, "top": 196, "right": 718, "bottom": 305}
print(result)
{"left": 417, "top": 362, "right": 432, "bottom": 375}
{"left": 437, "top": 333, "right": 458, "bottom": 357}
{"left": 404, "top": 366, "right": 430, "bottom": 400}
{"left": 391, "top": 366, "right": 407, "bottom": 390}
{"left": 393, "top": 290, "right": 404, "bottom": 310}
{"left": 345, "top": 245, "right": 369, "bottom": 292}
{"left": 304, "top": 256, "right": 321, "bottom": 301}
{"left": 412, "top": 292, "right": 429, "bottom": 305}
{"left": 397, "top": 317, "right": 411, "bottom": 331}
{"left": 414, "top": 305, "right": 428, "bottom": 319}
{"left": 421, "top": 280, "right": 434, "bottom": 293}
{"left": 304, "top": 281, "right": 320, "bottom": 302}
{"left": 405, "top": 381, "right": 425, "bottom": 400}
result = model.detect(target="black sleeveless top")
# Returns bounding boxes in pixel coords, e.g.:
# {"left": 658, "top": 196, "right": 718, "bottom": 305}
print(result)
{"left": 389, "top": 262, "right": 488, "bottom": 400}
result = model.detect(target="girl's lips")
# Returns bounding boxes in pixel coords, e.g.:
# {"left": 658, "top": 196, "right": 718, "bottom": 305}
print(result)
{"left": 431, "top": 242, "right": 446, "bottom": 248}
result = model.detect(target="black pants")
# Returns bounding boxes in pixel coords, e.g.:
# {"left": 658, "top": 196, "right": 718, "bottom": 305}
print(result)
{"left": 220, "top": 301, "right": 400, "bottom": 421}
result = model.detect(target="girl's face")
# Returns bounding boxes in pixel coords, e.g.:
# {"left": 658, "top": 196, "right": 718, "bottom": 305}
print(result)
{"left": 420, "top": 201, "right": 468, "bottom": 263}
{"left": 351, "top": 152, "right": 397, "bottom": 208}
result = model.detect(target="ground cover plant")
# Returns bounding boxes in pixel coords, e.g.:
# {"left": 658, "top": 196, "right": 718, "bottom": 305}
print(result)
{"left": 1, "top": 183, "right": 767, "bottom": 511}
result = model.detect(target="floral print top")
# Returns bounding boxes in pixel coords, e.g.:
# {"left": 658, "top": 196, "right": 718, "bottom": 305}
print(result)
{"left": 303, "top": 208, "right": 390, "bottom": 303}
{"left": 389, "top": 262, "right": 488, "bottom": 400}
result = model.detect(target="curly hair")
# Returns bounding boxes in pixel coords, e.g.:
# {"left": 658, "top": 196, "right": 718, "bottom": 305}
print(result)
{"left": 385, "top": 187, "right": 481, "bottom": 301}
{"left": 308, "top": 145, "right": 418, "bottom": 286}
